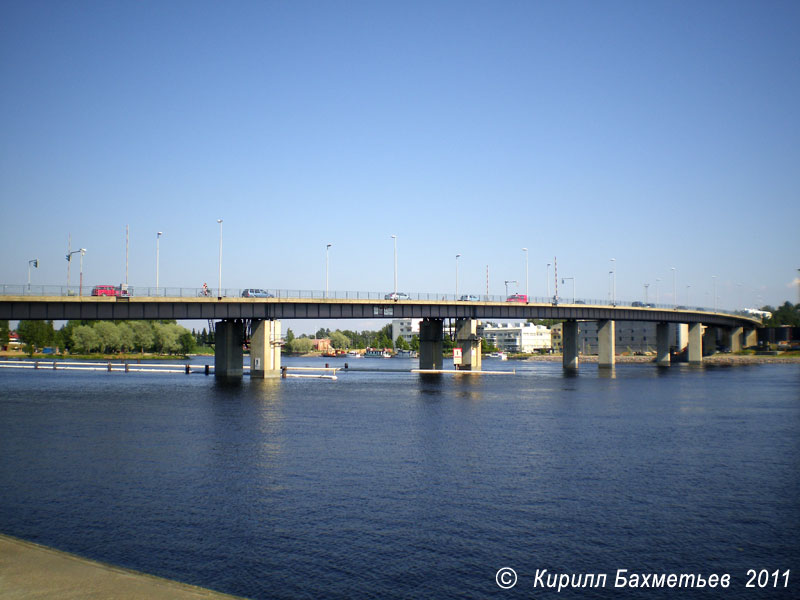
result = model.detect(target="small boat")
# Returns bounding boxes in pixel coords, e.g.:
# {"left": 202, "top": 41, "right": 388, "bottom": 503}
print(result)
{"left": 364, "top": 348, "right": 392, "bottom": 358}
{"left": 488, "top": 352, "right": 508, "bottom": 360}
{"left": 347, "top": 350, "right": 362, "bottom": 357}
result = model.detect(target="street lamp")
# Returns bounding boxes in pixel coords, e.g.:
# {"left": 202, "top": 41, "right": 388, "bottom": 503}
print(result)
{"left": 217, "top": 219, "right": 223, "bottom": 298}
{"left": 686, "top": 284, "right": 691, "bottom": 306}
{"left": 156, "top": 231, "right": 163, "bottom": 295}
{"left": 504, "top": 280, "right": 517, "bottom": 298}
{"left": 391, "top": 234, "right": 397, "bottom": 295}
{"left": 522, "top": 247, "right": 528, "bottom": 300}
{"left": 671, "top": 267, "right": 677, "bottom": 309}
{"left": 644, "top": 283, "right": 649, "bottom": 304}
{"left": 546, "top": 263, "right": 551, "bottom": 301}
{"left": 712, "top": 275, "right": 717, "bottom": 312}
{"left": 455, "top": 253, "right": 461, "bottom": 297}
{"left": 66, "top": 248, "right": 83, "bottom": 294}
{"left": 78, "top": 249, "right": 86, "bottom": 296}
{"left": 27, "top": 259, "right": 39, "bottom": 291}
{"left": 562, "top": 277, "right": 575, "bottom": 304}
{"left": 610, "top": 258, "right": 616, "bottom": 306}
{"left": 326, "top": 243, "right": 332, "bottom": 298}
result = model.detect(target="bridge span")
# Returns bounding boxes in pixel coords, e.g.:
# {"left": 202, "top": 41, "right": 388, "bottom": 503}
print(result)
{"left": 0, "top": 294, "right": 762, "bottom": 379}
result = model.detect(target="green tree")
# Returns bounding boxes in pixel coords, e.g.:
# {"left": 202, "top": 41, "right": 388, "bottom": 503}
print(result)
{"left": 117, "top": 322, "right": 135, "bottom": 352}
{"left": 94, "top": 321, "right": 121, "bottom": 353}
{"left": 285, "top": 328, "right": 295, "bottom": 344}
{"left": 131, "top": 321, "right": 154, "bottom": 352}
{"left": 153, "top": 323, "right": 182, "bottom": 354}
{"left": 395, "top": 335, "right": 410, "bottom": 350}
{"left": 178, "top": 331, "right": 196, "bottom": 355}
{"left": 72, "top": 325, "right": 100, "bottom": 353}
{"left": 0, "top": 320, "right": 9, "bottom": 349}
{"left": 17, "top": 320, "right": 55, "bottom": 352}
{"left": 410, "top": 334, "right": 419, "bottom": 352}
{"left": 287, "top": 337, "right": 313, "bottom": 353}
{"left": 764, "top": 302, "right": 800, "bottom": 327}
{"left": 330, "top": 331, "right": 351, "bottom": 349}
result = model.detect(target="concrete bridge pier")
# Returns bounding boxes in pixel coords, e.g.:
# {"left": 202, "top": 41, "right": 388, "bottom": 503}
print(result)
{"left": 454, "top": 319, "right": 482, "bottom": 371}
{"left": 563, "top": 320, "right": 579, "bottom": 370}
{"left": 688, "top": 323, "right": 703, "bottom": 365}
{"left": 419, "top": 318, "right": 444, "bottom": 370}
{"left": 729, "top": 326, "right": 743, "bottom": 352}
{"left": 597, "top": 319, "right": 615, "bottom": 368}
{"left": 656, "top": 322, "right": 671, "bottom": 366}
{"left": 251, "top": 319, "right": 281, "bottom": 378}
{"left": 215, "top": 319, "right": 245, "bottom": 379}
{"left": 744, "top": 328, "right": 758, "bottom": 348}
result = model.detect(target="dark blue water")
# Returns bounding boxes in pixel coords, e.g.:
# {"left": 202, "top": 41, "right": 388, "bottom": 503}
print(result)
{"left": 1, "top": 358, "right": 798, "bottom": 599}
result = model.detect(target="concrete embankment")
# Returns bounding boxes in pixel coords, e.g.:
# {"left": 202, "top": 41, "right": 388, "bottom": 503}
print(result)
{"left": 0, "top": 533, "right": 247, "bottom": 600}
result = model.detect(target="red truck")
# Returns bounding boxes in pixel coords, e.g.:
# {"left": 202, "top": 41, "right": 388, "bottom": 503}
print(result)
{"left": 91, "top": 284, "right": 131, "bottom": 297}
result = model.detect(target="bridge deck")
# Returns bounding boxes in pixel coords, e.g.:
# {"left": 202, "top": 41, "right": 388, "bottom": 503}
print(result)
{"left": 0, "top": 296, "right": 761, "bottom": 328}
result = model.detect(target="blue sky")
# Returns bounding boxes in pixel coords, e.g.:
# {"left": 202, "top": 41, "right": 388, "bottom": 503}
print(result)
{"left": 2, "top": 0, "right": 799, "bottom": 332}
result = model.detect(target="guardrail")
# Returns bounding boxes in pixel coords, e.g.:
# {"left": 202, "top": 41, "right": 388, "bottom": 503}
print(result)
{"left": 0, "top": 283, "right": 739, "bottom": 315}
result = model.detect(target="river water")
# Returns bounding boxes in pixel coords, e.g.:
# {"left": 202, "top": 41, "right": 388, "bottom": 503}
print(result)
{"left": 1, "top": 357, "right": 798, "bottom": 599}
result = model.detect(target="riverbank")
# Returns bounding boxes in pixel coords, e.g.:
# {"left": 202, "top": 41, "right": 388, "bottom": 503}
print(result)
{"left": 0, "top": 533, "right": 246, "bottom": 599}
{"left": 513, "top": 353, "right": 800, "bottom": 364}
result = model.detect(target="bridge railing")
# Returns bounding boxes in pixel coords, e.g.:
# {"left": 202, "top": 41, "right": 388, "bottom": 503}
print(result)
{"left": 0, "top": 284, "right": 742, "bottom": 315}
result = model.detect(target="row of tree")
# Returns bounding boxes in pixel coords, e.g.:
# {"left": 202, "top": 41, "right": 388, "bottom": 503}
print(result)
{"left": 762, "top": 302, "right": 800, "bottom": 327}
{"left": 11, "top": 319, "right": 196, "bottom": 355}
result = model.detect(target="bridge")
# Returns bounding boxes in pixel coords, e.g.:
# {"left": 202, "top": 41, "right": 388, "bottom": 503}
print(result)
{"left": 0, "top": 287, "right": 762, "bottom": 379}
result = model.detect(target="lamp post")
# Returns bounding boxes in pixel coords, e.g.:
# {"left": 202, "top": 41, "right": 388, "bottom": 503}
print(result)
{"left": 644, "top": 283, "right": 649, "bottom": 304}
{"left": 686, "top": 284, "right": 691, "bottom": 306}
{"left": 455, "top": 253, "right": 461, "bottom": 297}
{"left": 671, "top": 267, "right": 677, "bottom": 309}
{"left": 504, "top": 280, "right": 517, "bottom": 298}
{"left": 217, "top": 219, "right": 223, "bottom": 298}
{"left": 562, "top": 277, "right": 575, "bottom": 304}
{"left": 326, "top": 243, "right": 332, "bottom": 298}
{"left": 712, "top": 275, "right": 717, "bottom": 312}
{"left": 27, "top": 259, "right": 39, "bottom": 291}
{"left": 546, "top": 262, "right": 551, "bottom": 302}
{"left": 391, "top": 234, "right": 397, "bottom": 295}
{"left": 156, "top": 231, "right": 163, "bottom": 295}
{"left": 78, "top": 249, "right": 86, "bottom": 296}
{"left": 66, "top": 248, "right": 83, "bottom": 294}
{"left": 522, "top": 247, "right": 528, "bottom": 300}
{"left": 610, "top": 258, "right": 616, "bottom": 306}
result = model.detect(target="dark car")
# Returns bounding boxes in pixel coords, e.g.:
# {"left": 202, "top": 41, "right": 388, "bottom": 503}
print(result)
{"left": 242, "top": 289, "right": 274, "bottom": 298}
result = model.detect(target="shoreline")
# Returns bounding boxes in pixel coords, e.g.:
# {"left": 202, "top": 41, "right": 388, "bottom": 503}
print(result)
{"left": 514, "top": 353, "right": 800, "bottom": 365}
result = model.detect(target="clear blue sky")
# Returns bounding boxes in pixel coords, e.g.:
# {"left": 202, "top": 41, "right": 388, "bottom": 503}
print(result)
{"left": 2, "top": 0, "right": 799, "bottom": 332}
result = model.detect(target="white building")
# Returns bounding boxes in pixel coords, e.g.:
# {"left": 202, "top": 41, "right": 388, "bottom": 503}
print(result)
{"left": 392, "top": 318, "right": 421, "bottom": 345}
{"left": 481, "top": 322, "right": 551, "bottom": 353}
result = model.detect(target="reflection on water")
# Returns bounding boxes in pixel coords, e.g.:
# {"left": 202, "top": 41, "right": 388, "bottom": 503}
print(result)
{"left": 1, "top": 359, "right": 799, "bottom": 600}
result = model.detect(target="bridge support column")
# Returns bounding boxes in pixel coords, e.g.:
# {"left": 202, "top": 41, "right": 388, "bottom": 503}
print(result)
{"left": 419, "top": 318, "right": 444, "bottom": 370}
{"left": 563, "top": 320, "right": 579, "bottom": 370}
{"left": 688, "top": 323, "right": 703, "bottom": 365}
{"left": 597, "top": 319, "right": 615, "bottom": 368}
{"left": 656, "top": 322, "right": 671, "bottom": 366}
{"left": 215, "top": 319, "right": 244, "bottom": 379}
{"left": 729, "top": 326, "right": 743, "bottom": 352}
{"left": 744, "top": 328, "right": 757, "bottom": 348}
{"left": 454, "top": 319, "right": 482, "bottom": 371}
{"left": 251, "top": 319, "right": 281, "bottom": 378}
